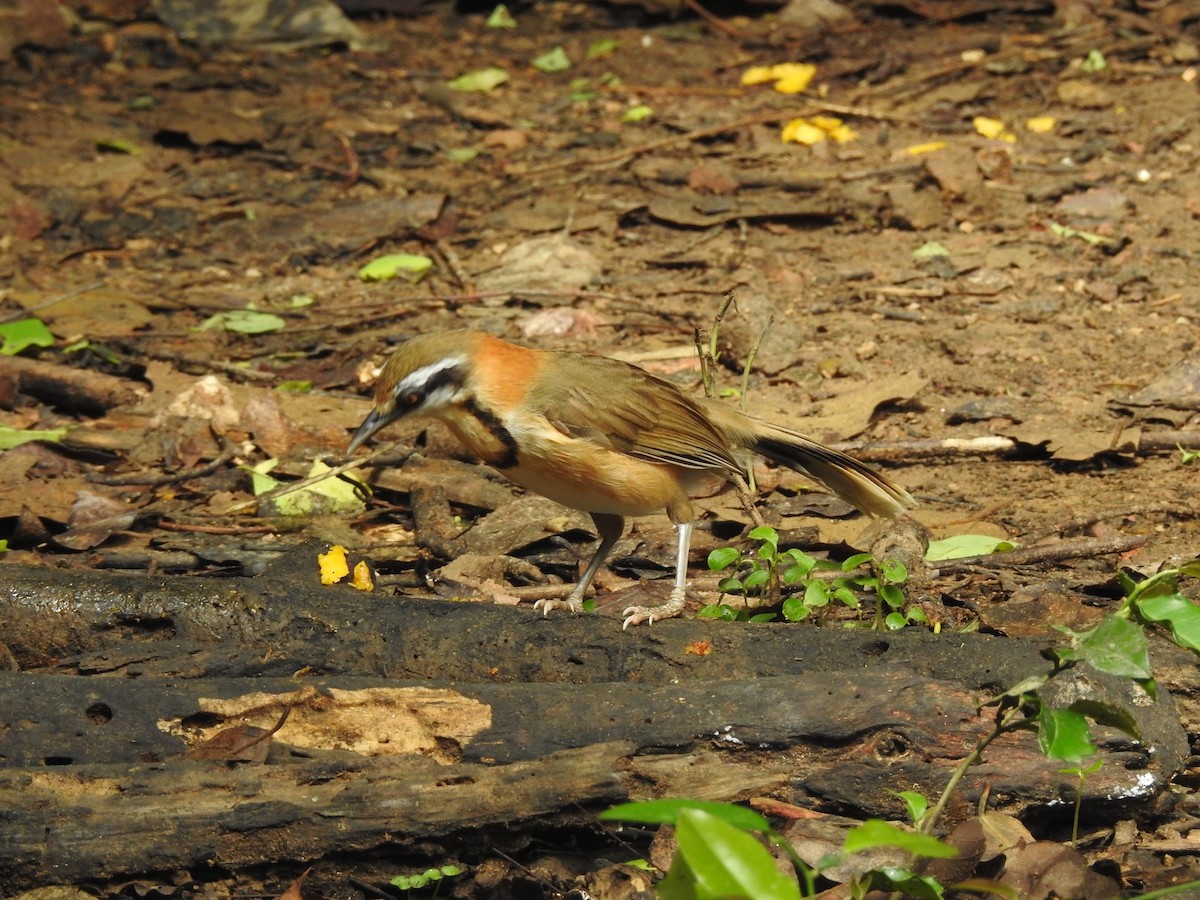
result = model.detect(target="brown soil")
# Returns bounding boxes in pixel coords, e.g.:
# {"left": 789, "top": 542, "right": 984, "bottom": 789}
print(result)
{"left": 1, "top": 0, "right": 1199, "bottom": 897}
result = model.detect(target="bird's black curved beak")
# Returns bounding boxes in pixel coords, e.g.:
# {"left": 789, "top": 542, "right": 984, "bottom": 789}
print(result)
{"left": 347, "top": 407, "right": 395, "bottom": 453}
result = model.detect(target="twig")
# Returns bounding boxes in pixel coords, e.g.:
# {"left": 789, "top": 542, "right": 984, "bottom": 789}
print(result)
{"left": 225, "top": 452, "right": 379, "bottom": 514}
{"left": 1023, "top": 503, "right": 1197, "bottom": 545}
{"left": 678, "top": 0, "right": 741, "bottom": 38}
{"left": 933, "top": 534, "right": 1150, "bottom": 573}
{"left": 1, "top": 281, "right": 105, "bottom": 323}
{"left": 89, "top": 434, "right": 239, "bottom": 487}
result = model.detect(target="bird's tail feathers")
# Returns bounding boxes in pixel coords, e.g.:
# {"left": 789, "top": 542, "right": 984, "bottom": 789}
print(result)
{"left": 750, "top": 423, "right": 914, "bottom": 518}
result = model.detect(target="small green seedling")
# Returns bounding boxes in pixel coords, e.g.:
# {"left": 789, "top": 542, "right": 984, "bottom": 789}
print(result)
{"left": 705, "top": 527, "right": 913, "bottom": 629}
{"left": 389, "top": 864, "right": 463, "bottom": 891}
{"left": 600, "top": 798, "right": 955, "bottom": 899}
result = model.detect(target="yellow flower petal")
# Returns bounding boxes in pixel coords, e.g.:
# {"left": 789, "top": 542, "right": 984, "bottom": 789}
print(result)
{"left": 904, "top": 141, "right": 947, "bottom": 155}
{"left": 1025, "top": 115, "right": 1056, "bottom": 133}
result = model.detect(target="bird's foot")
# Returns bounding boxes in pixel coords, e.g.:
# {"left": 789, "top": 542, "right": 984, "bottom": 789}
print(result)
{"left": 533, "top": 594, "right": 585, "bottom": 616}
{"left": 622, "top": 588, "right": 688, "bottom": 630}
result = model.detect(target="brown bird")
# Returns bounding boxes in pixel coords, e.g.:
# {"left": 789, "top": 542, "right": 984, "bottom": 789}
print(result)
{"left": 349, "top": 330, "right": 913, "bottom": 627}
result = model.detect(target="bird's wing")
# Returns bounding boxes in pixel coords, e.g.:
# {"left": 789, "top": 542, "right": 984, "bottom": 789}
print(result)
{"left": 531, "top": 354, "right": 741, "bottom": 473}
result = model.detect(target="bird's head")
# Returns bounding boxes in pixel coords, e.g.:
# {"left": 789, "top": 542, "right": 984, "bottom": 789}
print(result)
{"left": 347, "top": 331, "right": 477, "bottom": 452}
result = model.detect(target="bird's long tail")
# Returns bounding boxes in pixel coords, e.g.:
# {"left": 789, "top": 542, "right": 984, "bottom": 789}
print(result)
{"left": 749, "top": 421, "right": 913, "bottom": 517}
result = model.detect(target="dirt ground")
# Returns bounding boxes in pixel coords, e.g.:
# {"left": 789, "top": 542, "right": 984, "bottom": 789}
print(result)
{"left": 2, "top": 0, "right": 1200, "bottom": 897}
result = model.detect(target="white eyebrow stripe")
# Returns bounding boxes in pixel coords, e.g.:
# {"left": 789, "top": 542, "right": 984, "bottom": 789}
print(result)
{"left": 394, "top": 357, "right": 467, "bottom": 396}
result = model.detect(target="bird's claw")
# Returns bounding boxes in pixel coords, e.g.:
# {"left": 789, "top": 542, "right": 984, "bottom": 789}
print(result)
{"left": 533, "top": 596, "right": 584, "bottom": 616}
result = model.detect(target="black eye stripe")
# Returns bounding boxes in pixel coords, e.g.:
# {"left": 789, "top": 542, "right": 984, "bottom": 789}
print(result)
{"left": 395, "top": 363, "right": 464, "bottom": 405}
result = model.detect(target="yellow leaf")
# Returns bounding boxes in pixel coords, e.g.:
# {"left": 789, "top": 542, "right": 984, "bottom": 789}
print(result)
{"left": 973, "top": 116, "right": 1015, "bottom": 142}
{"left": 351, "top": 560, "right": 376, "bottom": 592}
{"left": 809, "top": 115, "right": 856, "bottom": 142}
{"left": 973, "top": 116, "right": 1006, "bottom": 138}
{"left": 1025, "top": 115, "right": 1056, "bottom": 133}
{"left": 781, "top": 118, "right": 826, "bottom": 145}
{"left": 319, "top": 545, "right": 350, "bottom": 585}
{"left": 771, "top": 62, "right": 817, "bottom": 94}
{"left": 905, "top": 141, "right": 947, "bottom": 155}
{"left": 741, "top": 65, "right": 777, "bottom": 85}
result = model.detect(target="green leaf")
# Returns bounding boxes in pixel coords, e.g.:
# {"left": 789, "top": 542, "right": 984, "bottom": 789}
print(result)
{"left": 1070, "top": 614, "right": 1152, "bottom": 679}
{"left": 781, "top": 597, "right": 810, "bottom": 621}
{"left": 587, "top": 37, "right": 619, "bottom": 58}
{"left": 781, "top": 563, "right": 811, "bottom": 584}
{"left": 744, "top": 569, "right": 770, "bottom": 589}
{"left": 675, "top": 809, "right": 803, "bottom": 900}
{"left": 357, "top": 253, "right": 434, "bottom": 283}
{"left": 1137, "top": 593, "right": 1200, "bottom": 652}
{"left": 1066, "top": 698, "right": 1141, "bottom": 741}
{"left": 1080, "top": 48, "right": 1107, "bottom": 73}
{"left": 884, "top": 611, "right": 908, "bottom": 630}
{"left": 600, "top": 799, "right": 771, "bottom": 832}
{"left": 1037, "top": 705, "right": 1096, "bottom": 763}
{"left": 698, "top": 603, "right": 739, "bottom": 620}
{"left": 96, "top": 138, "right": 141, "bottom": 155}
{"left": 0, "top": 539, "right": 8, "bottom": 554}
{"left": 531, "top": 46, "right": 571, "bottom": 73}
{"left": 748, "top": 525, "right": 778, "bottom": 544}
{"left": 832, "top": 586, "right": 859, "bottom": 608}
{"left": 843, "top": 820, "right": 956, "bottom": 858}
{"left": 63, "top": 340, "right": 122, "bottom": 364}
{"left": 246, "top": 459, "right": 367, "bottom": 516}
{"left": 860, "top": 867, "right": 947, "bottom": 900}
{"left": 880, "top": 558, "right": 908, "bottom": 583}
{"left": 841, "top": 552, "right": 874, "bottom": 571}
{"left": 880, "top": 584, "right": 906, "bottom": 609}
{"left": 621, "top": 104, "right": 653, "bottom": 123}
{"left": 803, "top": 580, "right": 830, "bottom": 607}
{"left": 1177, "top": 559, "right": 1200, "bottom": 578}
{"left": 912, "top": 241, "right": 950, "bottom": 260}
{"left": 891, "top": 790, "right": 928, "bottom": 825}
{"left": 448, "top": 67, "right": 509, "bottom": 92}
{"left": 925, "top": 534, "right": 1016, "bottom": 561}
{"left": 276, "top": 380, "right": 313, "bottom": 393}
{"left": 0, "top": 425, "right": 68, "bottom": 450}
{"left": 707, "top": 547, "right": 741, "bottom": 571}
{"left": 197, "top": 309, "right": 287, "bottom": 334}
{"left": 485, "top": 4, "right": 516, "bottom": 27}
{"left": 0, "top": 318, "right": 55, "bottom": 355}
{"left": 445, "top": 147, "right": 482, "bottom": 163}
{"left": 716, "top": 577, "right": 744, "bottom": 594}
{"left": 984, "top": 674, "right": 1050, "bottom": 705}
{"left": 1048, "top": 221, "right": 1109, "bottom": 246}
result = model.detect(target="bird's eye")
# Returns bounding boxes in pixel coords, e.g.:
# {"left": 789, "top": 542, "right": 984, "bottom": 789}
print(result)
{"left": 400, "top": 390, "right": 423, "bottom": 408}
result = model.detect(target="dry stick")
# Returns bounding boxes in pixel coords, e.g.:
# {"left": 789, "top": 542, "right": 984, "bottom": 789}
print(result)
{"left": 156, "top": 520, "right": 278, "bottom": 536}
{"left": 224, "top": 452, "right": 380, "bottom": 515}
{"left": 834, "top": 432, "right": 1200, "bottom": 463}
{"left": 521, "top": 111, "right": 793, "bottom": 176}
{"left": 1023, "top": 502, "right": 1198, "bottom": 545}
{"left": 89, "top": 435, "right": 240, "bottom": 487}
{"left": 1, "top": 281, "right": 105, "bottom": 323}
{"left": 932, "top": 534, "right": 1149, "bottom": 574}
{"left": 678, "top": 0, "right": 741, "bottom": 38}
{"left": 522, "top": 100, "right": 912, "bottom": 177}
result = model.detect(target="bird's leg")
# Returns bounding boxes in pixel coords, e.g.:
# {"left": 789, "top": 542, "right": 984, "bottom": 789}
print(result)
{"left": 534, "top": 512, "right": 624, "bottom": 615}
{"left": 622, "top": 521, "right": 694, "bottom": 628}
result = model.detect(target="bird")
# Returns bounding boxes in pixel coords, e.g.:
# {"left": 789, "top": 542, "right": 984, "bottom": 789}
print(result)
{"left": 348, "top": 329, "right": 914, "bottom": 628}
